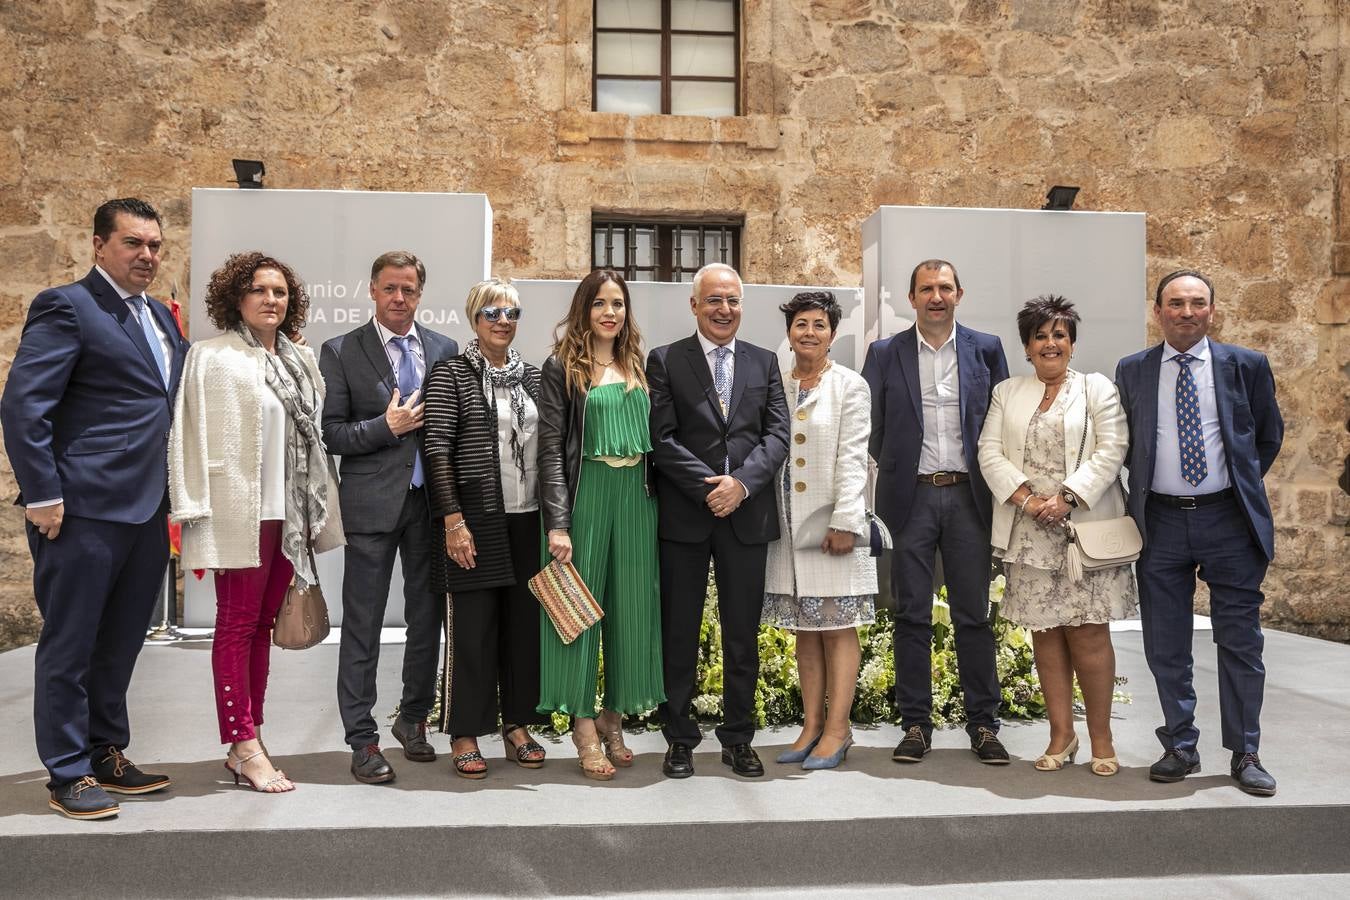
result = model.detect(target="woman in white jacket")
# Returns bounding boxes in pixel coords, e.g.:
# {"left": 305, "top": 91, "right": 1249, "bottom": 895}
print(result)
{"left": 977, "top": 296, "right": 1136, "bottom": 777}
{"left": 763, "top": 292, "right": 877, "bottom": 770}
{"left": 170, "top": 252, "right": 343, "bottom": 793}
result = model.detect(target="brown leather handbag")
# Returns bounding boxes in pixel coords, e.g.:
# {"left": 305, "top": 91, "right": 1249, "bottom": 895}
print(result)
{"left": 272, "top": 551, "right": 330, "bottom": 650}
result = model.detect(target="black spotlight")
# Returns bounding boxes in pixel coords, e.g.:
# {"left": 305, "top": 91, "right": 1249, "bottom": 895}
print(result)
{"left": 1042, "top": 185, "right": 1079, "bottom": 210}
{"left": 232, "top": 159, "right": 266, "bottom": 189}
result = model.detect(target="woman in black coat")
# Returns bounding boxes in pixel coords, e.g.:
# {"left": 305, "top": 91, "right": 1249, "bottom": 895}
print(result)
{"left": 424, "top": 278, "right": 548, "bottom": 778}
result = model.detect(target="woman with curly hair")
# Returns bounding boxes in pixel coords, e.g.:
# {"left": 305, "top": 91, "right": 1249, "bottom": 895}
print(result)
{"left": 536, "top": 269, "right": 664, "bottom": 780}
{"left": 169, "top": 251, "right": 344, "bottom": 793}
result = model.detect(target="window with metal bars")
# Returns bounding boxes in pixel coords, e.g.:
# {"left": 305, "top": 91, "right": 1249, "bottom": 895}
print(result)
{"left": 593, "top": 0, "right": 739, "bottom": 117}
{"left": 591, "top": 217, "right": 742, "bottom": 282}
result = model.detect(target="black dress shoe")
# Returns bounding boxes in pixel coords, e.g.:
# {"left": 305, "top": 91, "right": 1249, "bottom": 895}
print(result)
{"left": 91, "top": 746, "right": 172, "bottom": 795}
{"left": 969, "top": 727, "right": 1011, "bottom": 764}
{"left": 1149, "top": 747, "right": 1201, "bottom": 783}
{"left": 49, "top": 776, "right": 119, "bottom": 820}
{"left": 721, "top": 743, "right": 764, "bottom": 777}
{"left": 662, "top": 742, "right": 695, "bottom": 779}
{"left": 893, "top": 725, "right": 932, "bottom": 763}
{"left": 1231, "top": 752, "right": 1276, "bottom": 796}
{"left": 391, "top": 717, "right": 437, "bottom": 762}
{"left": 351, "top": 745, "right": 396, "bottom": 784}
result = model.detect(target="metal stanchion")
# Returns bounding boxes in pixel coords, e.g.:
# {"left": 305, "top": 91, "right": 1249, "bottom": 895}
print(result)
{"left": 146, "top": 558, "right": 182, "bottom": 641}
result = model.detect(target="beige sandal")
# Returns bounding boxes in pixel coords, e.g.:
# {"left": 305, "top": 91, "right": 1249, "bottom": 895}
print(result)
{"left": 572, "top": 731, "right": 615, "bottom": 781}
{"left": 596, "top": 712, "right": 634, "bottom": 767}
{"left": 1090, "top": 756, "right": 1120, "bottom": 776}
{"left": 1033, "top": 735, "right": 1079, "bottom": 772}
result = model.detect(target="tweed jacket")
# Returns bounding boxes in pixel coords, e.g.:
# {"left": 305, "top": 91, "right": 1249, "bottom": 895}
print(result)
{"left": 764, "top": 362, "right": 878, "bottom": 599}
{"left": 977, "top": 369, "right": 1128, "bottom": 555}
{"left": 423, "top": 354, "right": 542, "bottom": 594}
{"left": 169, "top": 331, "right": 345, "bottom": 570}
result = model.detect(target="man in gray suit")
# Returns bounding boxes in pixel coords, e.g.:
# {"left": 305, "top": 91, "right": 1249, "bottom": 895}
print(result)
{"left": 320, "top": 251, "right": 459, "bottom": 784}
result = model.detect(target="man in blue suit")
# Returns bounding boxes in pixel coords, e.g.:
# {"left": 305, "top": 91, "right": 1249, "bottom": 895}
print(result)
{"left": 1, "top": 198, "right": 189, "bottom": 819}
{"left": 862, "top": 259, "right": 1010, "bottom": 765}
{"left": 1115, "top": 269, "right": 1283, "bottom": 796}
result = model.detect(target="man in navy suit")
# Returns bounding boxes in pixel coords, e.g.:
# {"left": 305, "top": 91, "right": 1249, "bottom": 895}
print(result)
{"left": 1, "top": 198, "right": 189, "bottom": 819}
{"left": 1115, "top": 269, "right": 1283, "bottom": 795}
{"left": 862, "top": 259, "right": 1010, "bottom": 765}
{"left": 647, "top": 262, "right": 790, "bottom": 778}
{"left": 320, "top": 251, "right": 458, "bottom": 785}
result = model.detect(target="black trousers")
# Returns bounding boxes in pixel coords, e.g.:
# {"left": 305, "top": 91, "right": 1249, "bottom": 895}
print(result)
{"left": 337, "top": 487, "right": 444, "bottom": 749}
{"left": 439, "top": 512, "right": 548, "bottom": 737}
{"left": 890, "top": 482, "right": 1001, "bottom": 735}
{"left": 658, "top": 517, "right": 767, "bottom": 748}
{"left": 30, "top": 502, "right": 167, "bottom": 788}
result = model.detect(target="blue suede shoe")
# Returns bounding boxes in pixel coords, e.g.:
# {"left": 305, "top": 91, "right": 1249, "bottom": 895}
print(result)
{"left": 802, "top": 733, "right": 854, "bottom": 771}
{"left": 775, "top": 733, "right": 822, "bottom": 764}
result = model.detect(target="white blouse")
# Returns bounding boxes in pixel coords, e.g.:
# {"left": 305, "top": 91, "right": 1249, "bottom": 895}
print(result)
{"left": 258, "top": 387, "right": 287, "bottom": 521}
{"left": 494, "top": 384, "right": 539, "bottom": 513}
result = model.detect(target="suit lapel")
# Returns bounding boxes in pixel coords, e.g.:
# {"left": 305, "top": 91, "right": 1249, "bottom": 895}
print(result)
{"left": 1140, "top": 344, "right": 1163, "bottom": 487}
{"left": 357, "top": 320, "right": 398, "bottom": 398}
{"left": 150, "top": 300, "right": 187, "bottom": 391}
{"left": 1209, "top": 340, "right": 1237, "bottom": 453}
{"left": 682, "top": 335, "right": 724, "bottom": 423}
{"left": 726, "top": 342, "right": 750, "bottom": 422}
{"left": 87, "top": 270, "right": 163, "bottom": 390}
{"left": 894, "top": 327, "right": 922, "bottom": 422}
{"left": 954, "top": 324, "right": 979, "bottom": 433}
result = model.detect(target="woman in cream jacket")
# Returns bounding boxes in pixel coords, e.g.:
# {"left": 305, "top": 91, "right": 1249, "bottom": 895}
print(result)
{"left": 977, "top": 296, "right": 1136, "bottom": 777}
{"left": 763, "top": 292, "right": 877, "bottom": 770}
{"left": 170, "top": 252, "right": 343, "bottom": 794}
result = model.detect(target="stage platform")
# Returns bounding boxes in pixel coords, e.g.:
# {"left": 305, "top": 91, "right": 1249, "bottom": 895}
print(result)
{"left": 2, "top": 626, "right": 1348, "bottom": 898}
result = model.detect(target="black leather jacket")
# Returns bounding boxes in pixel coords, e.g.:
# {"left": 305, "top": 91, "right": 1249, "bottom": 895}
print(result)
{"left": 537, "top": 354, "right": 653, "bottom": 533}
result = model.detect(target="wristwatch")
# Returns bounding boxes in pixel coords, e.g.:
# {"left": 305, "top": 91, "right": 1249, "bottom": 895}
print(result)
{"left": 1061, "top": 490, "right": 1079, "bottom": 508}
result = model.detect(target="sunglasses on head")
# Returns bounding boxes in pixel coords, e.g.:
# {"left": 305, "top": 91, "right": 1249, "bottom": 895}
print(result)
{"left": 478, "top": 306, "right": 522, "bottom": 323}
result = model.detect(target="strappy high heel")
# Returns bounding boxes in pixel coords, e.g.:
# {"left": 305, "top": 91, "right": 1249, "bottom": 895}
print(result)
{"left": 1033, "top": 735, "right": 1079, "bottom": 772}
{"left": 595, "top": 712, "right": 633, "bottom": 767}
{"left": 225, "top": 749, "right": 294, "bottom": 793}
{"left": 501, "top": 725, "right": 546, "bottom": 769}
{"left": 572, "top": 730, "right": 615, "bottom": 781}
{"left": 1090, "top": 756, "right": 1120, "bottom": 776}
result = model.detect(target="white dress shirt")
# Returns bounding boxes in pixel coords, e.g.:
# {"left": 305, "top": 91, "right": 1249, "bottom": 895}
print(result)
{"left": 1153, "top": 337, "right": 1230, "bottom": 495}
{"left": 916, "top": 326, "right": 966, "bottom": 474}
{"left": 496, "top": 384, "right": 539, "bottom": 513}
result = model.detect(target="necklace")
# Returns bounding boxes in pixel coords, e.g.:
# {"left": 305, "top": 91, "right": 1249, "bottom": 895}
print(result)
{"left": 594, "top": 357, "right": 614, "bottom": 367}
{"left": 792, "top": 359, "right": 832, "bottom": 382}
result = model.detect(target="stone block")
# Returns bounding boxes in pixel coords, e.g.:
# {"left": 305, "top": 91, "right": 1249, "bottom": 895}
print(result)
{"left": 1012, "top": 0, "right": 1079, "bottom": 33}
{"left": 809, "top": 0, "right": 877, "bottom": 21}
{"left": 1090, "top": 0, "right": 1161, "bottom": 32}
{"left": 913, "top": 31, "right": 989, "bottom": 76}
{"left": 1092, "top": 65, "right": 1184, "bottom": 116}
{"left": 870, "top": 173, "right": 922, "bottom": 207}
{"left": 796, "top": 76, "right": 861, "bottom": 122}
{"left": 1238, "top": 280, "right": 1291, "bottom": 323}
{"left": 960, "top": 0, "right": 1006, "bottom": 26}
{"left": 1273, "top": 525, "right": 1328, "bottom": 569}
{"left": 1142, "top": 116, "right": 1225, "bottom": 169}
{"left": 834, "top": 21, "right": 908, "bottom": 73}
{"left": 1316, "top": 281, "right": 1350, "bottom": 324}
{"left": 492, "top": 215, "right": 535, "bottom": 268}
{"left": 0, "top": 233, "right": 58, "bottom": 284}
{"left": 1214, "top": 220, "right": 1272, "bottom": 275}
{"left": 1284, "top": 215, "right": 1331, "bottom": 279}
{"left": 1262, "top": 62, "right": 1309, "bottom": 108}
{"left": 1235, "top": 111, "right": 1299, "bottom": 166}
{"left": 870, "top": 72, "right": 943, "bottom": 115}
{"left": 1183, "top": 71, "right": 1255, "bottom": 118}
{"left": 1184, "top": 0, "right": 1251, "bottom": 28}
{"left": 891, "top": 130, "right": 962, "bottom": 172}
{"left": 135, "top": 0, "right": 268, "bottom": 49}
{"left": 888, "top": 0, "right": 957, "bottom": 22}
{"left": 997, "top": 32, "right": 1062, "bottom": 78}
{"left": 974, "top": 113, "right": 1049, "bottom": 169}
{"left": 0, "top": 0, "right": 96, "bottom": 37}
{"left": 1296, "top": 488, "right": 1331, "bottom": 524}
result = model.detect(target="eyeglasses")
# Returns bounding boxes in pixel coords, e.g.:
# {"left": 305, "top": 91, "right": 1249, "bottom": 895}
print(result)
{"left": 701, "top": 295, "right": 742, "bottom": 309}
{"left": 478, "top": 306, "right": 522, "bottom": 323}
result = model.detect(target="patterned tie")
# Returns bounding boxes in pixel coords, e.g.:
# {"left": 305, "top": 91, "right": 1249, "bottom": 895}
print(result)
{"left": 131, "top": 296, "right": 169, "bottom": 388}
{"left": 392, "top": 335, "right": 424, "bottom": 488}
{"left": 1175, "top": 353, "right": 1207, "bottom": 487}
{"left": 713, "top": 345, "right": 731, "bottom": 474}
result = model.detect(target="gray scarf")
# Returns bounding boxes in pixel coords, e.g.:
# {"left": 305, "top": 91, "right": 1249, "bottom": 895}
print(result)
{"left": 236, "top": 326, "right": 333, "bottom": 589}
{"left": 463, "top": 338, "right": 529, "bottom": 485}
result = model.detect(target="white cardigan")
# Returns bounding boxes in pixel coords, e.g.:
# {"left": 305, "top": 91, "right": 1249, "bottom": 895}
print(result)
{"left": 169, "top": 331, "right": 344, "bottom": 570}
{"left": 764, "top": 362, "right": 878, "bottom": 598}
{"left": 977, "top": 369, "right": 1128, "bottom": 555}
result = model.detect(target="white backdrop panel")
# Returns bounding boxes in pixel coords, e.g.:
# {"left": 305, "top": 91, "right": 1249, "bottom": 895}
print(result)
{"left": 185, "top": 189, "right": 493, "bottom": 627}
{"left": 861, "top": 206, "right": 1147, "bottom": 377}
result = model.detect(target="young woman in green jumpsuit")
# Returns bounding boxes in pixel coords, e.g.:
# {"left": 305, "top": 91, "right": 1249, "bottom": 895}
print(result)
{"left": 536, "top": 269, "right": 664, "bottom": 780}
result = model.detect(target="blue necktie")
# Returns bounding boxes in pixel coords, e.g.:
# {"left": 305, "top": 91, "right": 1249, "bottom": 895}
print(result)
{"left": 132, "top": 296, "right": 169, "bottom": 388}
{"left": 1175, "top": 353, "right": 1207, "bottom": 487}
{"left": 392, "top": 335, "right": 424, "bottom": 488}
{"left": 713, "top": 346, "right": 731, "bottom": 474}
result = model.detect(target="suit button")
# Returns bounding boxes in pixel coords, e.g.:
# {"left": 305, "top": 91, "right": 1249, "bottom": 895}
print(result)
{"left": 796, "top": 410, "right": 808, "bottom": 421}
{"left": 794, "top": 481, "right": 806, "bottom": 492}
{"left": 793, "top": 433, "right": 806, "bottom": 444}
{"left": 795, "top": 458, "right": 805, "bottom": 467}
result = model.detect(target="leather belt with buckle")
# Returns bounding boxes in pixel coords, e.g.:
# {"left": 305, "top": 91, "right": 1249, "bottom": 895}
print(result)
{"left": 917, "top": 471, "right": 970, "bottom": 487}
{"left": 1149, "top": 488, "right": 1234, "bottom": 510}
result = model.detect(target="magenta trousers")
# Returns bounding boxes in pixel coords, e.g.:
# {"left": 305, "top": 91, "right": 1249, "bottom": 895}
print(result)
{"left": 212, "top": 520, "right": 294, "bottom": 744}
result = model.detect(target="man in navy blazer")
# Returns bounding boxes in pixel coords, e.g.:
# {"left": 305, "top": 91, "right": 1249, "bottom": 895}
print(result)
{"left": 320, "top": 251, "right": 458, "bottom": 785}
{"left": 1115, "top": 269, "right": 1283, "bottom": 795}
{"left": 647, "top": 262, "right": 790, "bottom": 779}
{"left": 1, "top": 199, "right": 189, "bottom": 819}
{"left": 862, "top": 259, "right": 1011, "bottom": 765}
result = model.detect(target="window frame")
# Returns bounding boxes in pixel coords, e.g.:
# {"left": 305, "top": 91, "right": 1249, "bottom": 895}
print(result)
{"left": 591, "top": 214, "right": 743, "bottom": 283}
{"left": 592, "top": 0, "right": 741, "bottom": 117}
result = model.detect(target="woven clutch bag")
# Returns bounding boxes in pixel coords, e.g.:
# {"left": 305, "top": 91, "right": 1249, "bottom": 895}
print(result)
{"left": 528, "top": 559, "right": 604, "bottom": 645}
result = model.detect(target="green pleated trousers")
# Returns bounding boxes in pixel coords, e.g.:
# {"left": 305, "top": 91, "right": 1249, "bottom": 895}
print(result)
{"left": 537, "top": 460, "right": 665, "bottom": 718}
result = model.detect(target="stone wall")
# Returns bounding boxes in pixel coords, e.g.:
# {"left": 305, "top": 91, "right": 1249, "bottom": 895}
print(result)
{"left": 0, "top": 0, "right": 1346, "bottom": 649}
